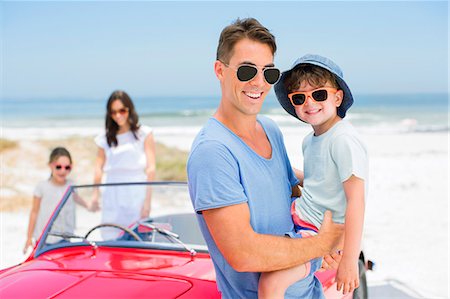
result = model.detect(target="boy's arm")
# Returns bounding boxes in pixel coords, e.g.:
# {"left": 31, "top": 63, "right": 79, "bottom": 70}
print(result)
{"left": 291, "top": 168, "right": 304, "bottom": 197}
{"left": 293, "top": 168, "right": 304, "bottom": 187}
{"left": 337, "top": 175, "right": 365, "bottom": 294}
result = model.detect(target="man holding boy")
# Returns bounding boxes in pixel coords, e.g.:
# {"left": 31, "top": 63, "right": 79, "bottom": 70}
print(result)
{"left": 187, "top": 18, "right": 343, "bottom": 298}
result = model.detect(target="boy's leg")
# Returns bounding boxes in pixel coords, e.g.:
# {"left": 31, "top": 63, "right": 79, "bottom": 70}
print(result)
{"left": 258, "top": 260, "right": 310, "bottom": 299}
{"left": 258, "top": 230, "right": 315, "bottom": 299}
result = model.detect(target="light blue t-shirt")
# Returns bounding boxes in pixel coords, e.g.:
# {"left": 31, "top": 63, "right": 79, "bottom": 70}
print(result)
{"left": 188, "top": 116, "right": 323, "bottom": 299}
{"left": 296, "top": 120, "right": 368, "bottom": 229}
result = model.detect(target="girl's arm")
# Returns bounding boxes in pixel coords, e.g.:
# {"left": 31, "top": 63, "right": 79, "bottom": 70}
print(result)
{"left": 73, "top": 192, "right": 90, "bottom": 209}
{"left": 141, "top": 132, "right": 156, "bottom": 218}
{"left": 24, "top": 196, "right": 42, "bottom": 254}
{"left": 337, "top": 175, "right": 365, "bottom": 294}
{"left": 91, "top": 147, "right": 106, "bottom": 211}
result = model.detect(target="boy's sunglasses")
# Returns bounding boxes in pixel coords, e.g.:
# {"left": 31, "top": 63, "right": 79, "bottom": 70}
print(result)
{"left": 288, "top": 87, "right": 338, "bottom": 106}
{"left": 110, "top": 108, "right": 129, "bottom": 116}
{"left": 55, "top": 164, "right": 72, "bottom": 171}
{"left": 221, "top": 62, "right": 281, "bottom": 85}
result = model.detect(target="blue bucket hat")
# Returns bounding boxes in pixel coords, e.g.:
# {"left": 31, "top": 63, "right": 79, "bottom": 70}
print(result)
{"left": 274, "top": 54, "right": 354, "bottom": 122}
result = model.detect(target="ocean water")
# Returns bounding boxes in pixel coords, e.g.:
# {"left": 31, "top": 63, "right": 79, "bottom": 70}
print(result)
{"left": 2, "top": 93, "right": 448, "bottom": 134}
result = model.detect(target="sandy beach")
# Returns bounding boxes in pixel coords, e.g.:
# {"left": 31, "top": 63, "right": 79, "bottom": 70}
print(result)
{"left": 1, "top": 127, "right": 448, "bottom": 298}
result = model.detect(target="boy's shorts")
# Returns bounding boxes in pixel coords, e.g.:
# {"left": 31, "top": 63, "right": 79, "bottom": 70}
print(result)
{"left": 291, "top": 197, "right": 319, "bottom": 236}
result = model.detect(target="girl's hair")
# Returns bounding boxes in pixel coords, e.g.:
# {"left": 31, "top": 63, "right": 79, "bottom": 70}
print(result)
{"left": 105, "top": 90, "right": 140, "bottom": 147}
{"left": 49, "top": 147, "right": 72, "bottom": 164}
{"left": 285, "top": 64, "right": 339, "bottom": 94}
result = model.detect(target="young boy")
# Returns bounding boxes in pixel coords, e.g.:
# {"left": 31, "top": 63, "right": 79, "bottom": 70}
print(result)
{"left": 258, "top": 54, "right": 368, "bottom": 298}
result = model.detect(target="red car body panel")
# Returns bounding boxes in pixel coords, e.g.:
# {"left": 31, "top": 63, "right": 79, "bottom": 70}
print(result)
{"left": 1, "top": 247, "right": 219, "bottom": 298}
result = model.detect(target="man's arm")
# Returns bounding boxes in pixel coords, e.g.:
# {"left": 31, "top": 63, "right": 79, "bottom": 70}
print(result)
{"left": 203, "top": 203, "right": 343, "bottom": 272}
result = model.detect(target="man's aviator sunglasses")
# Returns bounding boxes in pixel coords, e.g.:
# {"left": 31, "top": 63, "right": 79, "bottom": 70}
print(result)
{"left": 221, "top": 61, "right": 281, "bottom": 85}
{"left": 288, "top": 87, "right": 338, "bottom": 106}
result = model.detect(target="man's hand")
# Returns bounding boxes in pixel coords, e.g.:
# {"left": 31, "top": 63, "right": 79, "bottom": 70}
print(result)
{"left": 320, "top": 250, "right": 343, "bottom": 270}
{"left": 317, "top": 211, "right": 344, "bottom": 253}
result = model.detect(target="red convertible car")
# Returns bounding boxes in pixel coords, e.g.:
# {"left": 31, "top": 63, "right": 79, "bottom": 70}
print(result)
{"left": 0, "top": 182, "right": 370, "bottom": 298}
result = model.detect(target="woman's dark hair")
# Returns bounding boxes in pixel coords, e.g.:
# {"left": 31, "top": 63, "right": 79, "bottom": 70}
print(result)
{"left": 105, "top": 90, "right": 140, "bottom": 147}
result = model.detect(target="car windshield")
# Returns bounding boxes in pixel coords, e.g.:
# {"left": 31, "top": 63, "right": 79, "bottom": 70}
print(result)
{"left": 35, "top": 182, "right": 207, "bottom": 256}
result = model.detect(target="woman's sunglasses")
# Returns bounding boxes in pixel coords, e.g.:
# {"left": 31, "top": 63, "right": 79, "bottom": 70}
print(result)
{"left": 288, "top": 87, "right": 338, "bottom": 106}
{"left": 110, "top": 108, "right": 129, "bottom": 116}
{"left": 221, "top": 62, "right": 281, "bottom": 85}
{"left": 55, "top": 164, "right": 72, "bottom": 171}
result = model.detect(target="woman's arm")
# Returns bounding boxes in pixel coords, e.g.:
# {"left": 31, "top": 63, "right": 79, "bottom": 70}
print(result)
{"left": 141, "top": 133, "right": 156, "bottom": 218}
{"left": 144, "top": 132, "right": 156, "bottom": 181}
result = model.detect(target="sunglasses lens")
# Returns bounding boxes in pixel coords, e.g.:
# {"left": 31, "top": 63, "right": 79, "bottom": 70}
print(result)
{"left": 264, "top": 68, "right": 281, "bottom": 84}
{"left": 312, "top": 89, "right": 328, "bottom": 101}
{"left": 111, "top": 108, "right": 128, "bottom": 116}
{"left": 55, "top": 165, "right": 71, "bottom": 171}
{"left": 237, "top": 65, "right": 258, "bottom": 82}
{"left": 291, "top": 94, "right": 306, "bottom": 106}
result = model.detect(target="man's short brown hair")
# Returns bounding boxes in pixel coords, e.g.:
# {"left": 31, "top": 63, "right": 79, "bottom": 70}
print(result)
{"left": 216, "top": 18, "right": 276, "bottom": 64}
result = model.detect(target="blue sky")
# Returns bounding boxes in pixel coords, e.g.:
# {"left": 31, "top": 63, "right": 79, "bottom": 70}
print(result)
{"left": 1, "top": 1, "right": 448, "bottom": 99}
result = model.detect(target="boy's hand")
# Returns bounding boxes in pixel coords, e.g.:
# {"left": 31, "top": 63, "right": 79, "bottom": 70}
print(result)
{"left": 336, "top": 256, "right": 359, "bottom": 295}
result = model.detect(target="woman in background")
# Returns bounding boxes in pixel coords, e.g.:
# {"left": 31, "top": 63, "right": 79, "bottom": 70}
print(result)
{"left": 91, "top": 90, "right": 156, "bottom": 239}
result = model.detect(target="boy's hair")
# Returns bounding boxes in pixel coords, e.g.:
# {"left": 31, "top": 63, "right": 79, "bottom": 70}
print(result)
{"left": 105, "top": 90, "right": 140, "bottom": 147}
{"left": 284, "top": 64, "right": 339, "bottom": 94}
{"left": 216, "top": 18, "right": 276, "bottom": 64}
{"left": 49, "top": 147, "right": 72, "bottom": 164}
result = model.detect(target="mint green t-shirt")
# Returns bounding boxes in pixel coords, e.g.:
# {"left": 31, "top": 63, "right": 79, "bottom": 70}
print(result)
{"left": 295, "top": 120, "right": 368, "bottom": 229}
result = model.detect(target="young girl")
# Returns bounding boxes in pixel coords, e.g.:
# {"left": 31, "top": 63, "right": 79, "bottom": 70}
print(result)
{"left": 23, "top": 147, "right": 89, "bottom": 253}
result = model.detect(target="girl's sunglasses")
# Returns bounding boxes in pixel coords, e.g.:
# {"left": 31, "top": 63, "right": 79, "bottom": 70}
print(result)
{"left": 288, "top": 87, "right": 338, "bottom": 106}
{"left": 110, "top": 108, "right": 129, "bottom": 116}
{"left": 221, "top": 62, "right": 281, "bottom": 85}
{"left": 55, "top": 164, "right": 72, "bottom": 171}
